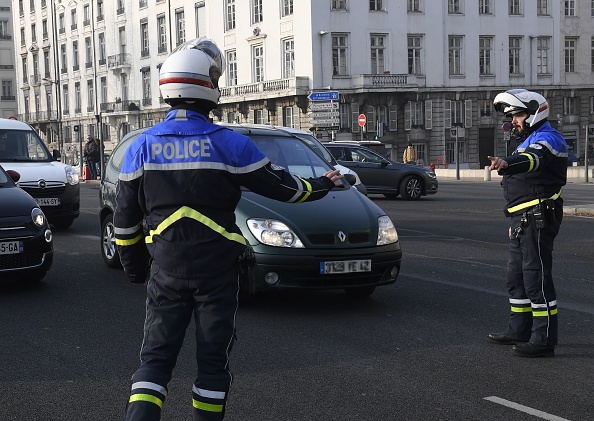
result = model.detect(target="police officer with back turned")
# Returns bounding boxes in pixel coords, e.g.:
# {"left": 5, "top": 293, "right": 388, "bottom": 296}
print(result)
{"left": 114, "top": 38, "right": 343, "bottom": 420}
{"left": 487, "top": 89, "right": 567, "bottom": 358}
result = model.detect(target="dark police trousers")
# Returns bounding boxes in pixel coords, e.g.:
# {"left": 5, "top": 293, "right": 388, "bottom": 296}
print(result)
{"left": 124, "top": 262, "right": 239, "bottom": 421}
{"left": 505, "top": 204, "right": 562, "bottom": 347}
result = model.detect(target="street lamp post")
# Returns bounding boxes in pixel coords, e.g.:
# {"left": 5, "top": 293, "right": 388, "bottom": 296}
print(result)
{"left": 42, "top": 77, "right": 62, "bottom": 153}
{"left": 318, "top": 31, "right": 329, "bottom": 89}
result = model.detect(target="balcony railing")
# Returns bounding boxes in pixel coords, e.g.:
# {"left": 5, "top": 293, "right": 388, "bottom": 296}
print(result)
{"left": 26, "top": 110, "right": 58, "bottom": 123}
{"left": 29, "top": 74, "right": 42, "bottom": 85}
{"left": 142, "top": 98, "right": 152, "bottom": 106}
{"left": 219, "top": 76, "right": 309, "bottom": 103}
{"left": 100, "top": 100, "right": 140, "bottom": 113}
{"left": 350, "top": 73, "right": 417, "bottom": 90}
{"left": 107, "top": 53, "right": 132, "bottom": 69}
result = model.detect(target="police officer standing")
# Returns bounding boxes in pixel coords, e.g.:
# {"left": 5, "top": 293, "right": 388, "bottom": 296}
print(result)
{"left": 114, "top": 38, "right": 343, "bottom": 421}
{"left": 487, "top": 89, "right": 568, "bottom": 358}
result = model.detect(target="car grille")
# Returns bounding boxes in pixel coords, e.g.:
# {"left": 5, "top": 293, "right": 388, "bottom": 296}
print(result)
{"left": 0, "top": 252, "right": 44, "bottom": 270}
{"left": 307, "top": 232, "right": 370, "bottom": 245}
{"left": 17, "top": 181, "right": 66, "bottom": 198}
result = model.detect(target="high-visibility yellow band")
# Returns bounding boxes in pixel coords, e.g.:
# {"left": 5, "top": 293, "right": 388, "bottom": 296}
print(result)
{"left": 533, "top": 308, "right": 558, "bottom": 317}
{"left": 511, "top": 306, "right": 532, "bottom": 313}
{"left": 506, "top": 191, "right": 561, "bottom": 214}
{"left": 192, "top": 399, "right": 224, "bottom": 413}
{"left": 519, "top": 152, "right": 535, "bottom": 172}
{"left": 296, "top": 179, "right": 312, "bottom": 203}
{"left": 129, "top": 393, "right": 163, "bottom": 408}
{"left": 145, "top": 206, "right": 246, "bottom": 245}
{"left": 116, "top": 233, "right": 144, "bottom": 246}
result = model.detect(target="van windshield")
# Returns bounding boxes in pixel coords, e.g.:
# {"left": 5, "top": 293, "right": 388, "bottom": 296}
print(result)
{"left": 0, "top": 129, "right": 52, "bottom": 162}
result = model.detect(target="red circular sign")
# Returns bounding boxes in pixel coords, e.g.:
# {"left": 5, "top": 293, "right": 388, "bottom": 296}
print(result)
{"left": 502, "top": 122, "right": 512, "bottom": 132}
{"left": 358, "top": 114, "right": 366, "bottom": 127}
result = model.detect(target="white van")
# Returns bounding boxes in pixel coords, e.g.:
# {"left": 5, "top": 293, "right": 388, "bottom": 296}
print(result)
{"left": 0, "top": 118, "right": 80, "bottom": 228}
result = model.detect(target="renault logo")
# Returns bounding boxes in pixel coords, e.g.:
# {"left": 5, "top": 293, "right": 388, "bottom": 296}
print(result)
{"left": 337, "top": 231, "right": 347, "bottom": 242}
{"left": 38, "top": 179, "right": 46, "bottom": 189}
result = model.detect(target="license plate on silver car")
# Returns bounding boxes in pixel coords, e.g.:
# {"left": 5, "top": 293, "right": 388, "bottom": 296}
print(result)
{"left": 320, "top": 259, "right": 371, "bottom": 274}
{"left": 0, "top": 241, "right": 23, "bottom": 255}
{"left": 36, "top": 198, "right": 60, "bottom": 206}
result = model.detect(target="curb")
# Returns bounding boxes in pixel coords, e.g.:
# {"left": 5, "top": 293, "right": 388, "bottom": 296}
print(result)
{"left": 563, "top": 206, "right": 594, "bottom": 217}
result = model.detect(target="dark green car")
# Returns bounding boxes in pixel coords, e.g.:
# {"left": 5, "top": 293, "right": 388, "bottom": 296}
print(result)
{"left": 99, "top": 124, "right": 402, "bottom": 298}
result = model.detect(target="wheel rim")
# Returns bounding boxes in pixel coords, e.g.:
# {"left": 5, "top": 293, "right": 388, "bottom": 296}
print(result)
{"left": 103, "top": 221, "right": 117, "bottom": 260}
{"left": 407, "top": 178, "right": 422, "bottom": 198}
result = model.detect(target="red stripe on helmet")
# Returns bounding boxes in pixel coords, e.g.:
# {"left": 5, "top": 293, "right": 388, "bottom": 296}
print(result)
{"left": 159, "top": 77, "right": 214, "bottom": 89}
{"left": 538, "top": 104, "right": 548, "bottom": 113}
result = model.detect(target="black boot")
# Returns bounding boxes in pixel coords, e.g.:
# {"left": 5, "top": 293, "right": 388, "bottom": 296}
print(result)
{"left": 486, "top": 332, "right": 528, "bottom": 345}
{"left": 512, "top": 342, "right": 555, "bottom": 358}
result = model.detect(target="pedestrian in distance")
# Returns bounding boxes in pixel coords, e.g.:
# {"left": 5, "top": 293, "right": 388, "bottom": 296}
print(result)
{"left": 403, "top": 142, "right": 416, "bottom": 164}
{"left": 83, "top": 134, "right": 99, "bottom": 180}
{"left": 487, "top": 89, "right": 568, "bottom": 358}
{"left": 114, "top": 37, "right": 343, "bottom": 421}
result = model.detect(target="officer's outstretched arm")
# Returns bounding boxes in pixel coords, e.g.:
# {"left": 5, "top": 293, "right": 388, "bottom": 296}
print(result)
{"left": 500, "top": 142, "right": 554, "bottom": 175}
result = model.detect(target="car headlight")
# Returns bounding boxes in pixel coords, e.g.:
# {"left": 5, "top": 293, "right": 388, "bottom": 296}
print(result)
{"left": 65, "top": 166, "right": 79, "bottom": 185}
{"left": 31, "top": 207, "right": 46, "bottom": 228}
{"left": 247, "top": 218, "right": 304, "bottom": 248}
{"left": 377, "top": 215, "right": 398, "bottom": 245}
{"left": 426, "top": 171, "right": 437, "bottom": 179}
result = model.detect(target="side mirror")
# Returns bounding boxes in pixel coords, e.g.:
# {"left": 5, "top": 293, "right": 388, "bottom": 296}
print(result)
{"left": 6, "top": 169, "right": 20, "bottom": 182}
{"left": 380, "top": 160, "right": 390, "bottom": 167}
{"left": 52, "top": 149, "right": 62, "bottom": 161}
{"left": 343, "top": 173, "right": 357, "bottom": 186}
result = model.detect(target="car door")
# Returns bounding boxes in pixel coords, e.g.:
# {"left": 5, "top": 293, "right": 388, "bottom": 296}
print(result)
{"left": 343, "top": 146, "right": 396, "bottom": 193}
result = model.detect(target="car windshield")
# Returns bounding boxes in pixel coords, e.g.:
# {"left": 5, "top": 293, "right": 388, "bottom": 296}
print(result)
{"left": 289, "top": 134, "right": 337, "bottom": 165}
{"left": 0, "top": 129, "right": 52, "bottom": 162}
{"left": 251, "top": 135, "right": 333, "bottom": 179}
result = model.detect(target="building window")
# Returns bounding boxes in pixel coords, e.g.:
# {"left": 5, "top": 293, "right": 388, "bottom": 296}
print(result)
{"left": 564, "top": 97, "right": 577, "bottom": 115}
{"left": 98, "top": 33, "right": 106, "bottom": 65}
{"left": 59, "top": 13, "right": 64, "bottom": 33}
{"left": 254, "top": 109, "right": 265, "bottom": 124}
{"left": 410, "top": 101, "right": 424, "bottom": 127}
{"left": 281, "top": 0, "right": 293, "bottom": 16}
{"left": 479, "top": 36, "right": 493, "bottom": 75}
{"left": 448, "top": 0, "right": 462, "bottom": 14}
{"left": 448, "top": 36, "right": 463, "bottom": 76}
{"left": 282, "top": 38, "right": 294, "bottom": 78}
{"left": 408, "top": 0, "right": 421, "bottom": 12}
{"left": 537, "top": 0, "right": 548, "bottom": 15}
{"left": 339, "top": 103, "right": 351, "bottom": 129}
{"left": 74, "top": 82, "right": 81, "bottom": 113}
{"left": 63, "top": 84, "right": 69, "bottom": 114}
{"left": 42, "top": 19, "right": 48, "bottom": 39}
{"left": 140, "top": 20, "right": 149, "bottom": 57}
{"left": 252, "top": 44, "right": 264, "bottom": 82}
{"left": 370, "top": 0, "right": 383, "bottom": 11}
{"left": 591, "top": 36, "right": 594, "bottom": 71}
{"left": 479, "top": 100, "right": 492, "bottom": 118}
{"left": 227, "top": 111, "right": 237, "bottom": 124}
{"left": 100, "top": 77, "right": 107, "bottom": 104}
{"left": 85, "top": 37, "right": 92, "bottom": 68}
{"left": 157, "top": 15, "right": 167, "bottom": 53}
{"left": 175, "top": 8, "right": 185, "bottom": 46}
{"left": 31, "top": 23, "right": 36, "bottom": 43}
{"left": 408, "top": 35, "right": 422, "bottom": 75}
{"left": 283, "top": 106, "right": 297, "bottom": 128}
{"left": 2, "top": 80, "right": 13, "bottom": 99}
{"left": 446, "top": 139, "right": 467, "bottom": 164}
{"left": 60, "top": 44, "right": 67, "bottom": 73}
{"left": 479, "top": 0, "right": 492, "bottom": 14}
{"left": 43, "top": 51, "right": 50, "bottom": 77}
{"left": 565, "top": 0, "right": 576, "bottom": 16}
{"left": 565, "top": 38, "right": 576, "bottom": 73}
{"left": 509, "top": 0, "right": 521, "bottom": 15}
{"left": 142, "top": 70, "right": 151, "bottom": 105}
{"left": 72, "top": 41, "right": 79, "bottom": 71}
{"left": 537, "top": 37, "right": 550, "bottom": 74}
{"left": 252, "top": 0, "right": 263, "bottom": 24}
{"left": 370, "top": 34, "right": 386, "bottom": 74}
{"left": 70, "top": 9, "right": 77, "bottom": 30}
{"left": 117, "top": 0, "right": 124, "bottom": 15}
{"left": 225, "top": 0, "right": 235, "bottom": 31}
{"left": 226, "top": 50, "right": 237, "bottom": 86}
{"left": 332, "top": 0, "right": 347, "bottom": 10}
{"left": 509, "top": 36, "right": 522, "bottom": 74}
{"left": 83, "top": 4, "right": 90, "bottom": 25}
{"left": 87, "top": 80, "right": 94, "bottom": 111}
{"left": 332, "top": 34, "right": 349, "bottom": 76}
{"left": 97, "top": 0, "right": 104, "bottom": 21}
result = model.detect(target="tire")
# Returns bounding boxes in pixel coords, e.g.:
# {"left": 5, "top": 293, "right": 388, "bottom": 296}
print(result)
{"left": 51, "top": 217, "right": 74, "bottom": 229}
{"left": 383, "top": 193, "right": 399, "bottom": 200}
{"left": 344, "top": 286, "right": 376, "bottom": 298}
{"left": 399, "top": 175, "right": 423, "bottom": 200}
{"left": 101, "top": 214, "right": 121, "bottom": 268}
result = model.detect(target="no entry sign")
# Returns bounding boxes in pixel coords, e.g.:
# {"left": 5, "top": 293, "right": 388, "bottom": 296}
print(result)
{"left": 358, "top": 114, "right": 366, "bottom": 127}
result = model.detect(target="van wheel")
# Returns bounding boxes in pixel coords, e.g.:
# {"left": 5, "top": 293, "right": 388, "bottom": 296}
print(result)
{"left": 400, "top": 176, "right": 423, "bottom": 200}
{"left": 51, "top": 217, "right": 74, "bottom": 229}
{"left": 101, "top": 214, "right": 121, "bottom": 268}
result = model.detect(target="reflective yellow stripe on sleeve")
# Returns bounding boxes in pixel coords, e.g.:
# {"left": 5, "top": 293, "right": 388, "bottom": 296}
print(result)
{"left": 146, "top": 206, "right": 246, "bottom": 245}
{"left": 129, "top": 394, "right": 163, "bottom": 408}
{"left": 115, "top": 233, "right": 144, "bottom": 246}
{"left": 519, "top": 152, "right": 535, "bottom": 172}
{"left": 192, "top": 400, "right": 224, "bottom": 413}
{"left": 296, "top": 179, "right": 313, "bottom": 203}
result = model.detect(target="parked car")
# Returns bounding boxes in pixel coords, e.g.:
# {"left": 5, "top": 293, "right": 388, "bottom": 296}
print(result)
{"left": 0, "top": 165, "right": 53, "bottom": 282}
{"left": 0, "top": 118, "right": 80, "bottom": 228}
{"left": 99, "top": 124, "right": 402, "bottom": 298}
{"left": 323, "top": 142, "right": 438, "bottom": 200}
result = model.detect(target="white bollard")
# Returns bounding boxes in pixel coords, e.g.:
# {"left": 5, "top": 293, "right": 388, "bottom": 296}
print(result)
{"left": 484, "top": 166, "right": 491, "bottom": 181}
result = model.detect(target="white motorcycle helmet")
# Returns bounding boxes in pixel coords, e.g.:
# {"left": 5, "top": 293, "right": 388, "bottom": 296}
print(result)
{"left": 159, "top": 37, "right": 225, "bottom": 108}
{"left": 493, "top": 89, "right": 549, "bottom": 128}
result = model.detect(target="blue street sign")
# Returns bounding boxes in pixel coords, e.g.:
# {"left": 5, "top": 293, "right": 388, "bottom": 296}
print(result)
{"left": 308, "top": 91, "right": 339, "bottom": 101}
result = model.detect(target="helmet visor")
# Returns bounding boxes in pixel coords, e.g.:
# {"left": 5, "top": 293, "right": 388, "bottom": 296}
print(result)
{"left": 171, "top": 37, "right": 224, "bottom": 79}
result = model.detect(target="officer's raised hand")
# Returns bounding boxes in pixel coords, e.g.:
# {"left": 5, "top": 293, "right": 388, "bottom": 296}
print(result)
{"left": 323, "top": 169, "right": 344, "bottom": 186}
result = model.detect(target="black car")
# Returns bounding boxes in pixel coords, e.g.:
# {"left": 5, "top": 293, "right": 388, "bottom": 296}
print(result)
{"left": 100, "top": 124, "right": 402, "bottom": 298}
{"left": 0, "top": 166, "right": 53, "bottom": 282}
{"left": 323, "top": 142, "right": 438, "bottom": 200}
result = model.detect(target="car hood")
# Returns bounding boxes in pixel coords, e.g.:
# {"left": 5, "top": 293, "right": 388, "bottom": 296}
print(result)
{"left": 0, "top": 161, "right": 66, "bottom": 182}
{"left": 237, "top": 187, "right": 387, "bottom": 246}
{"left": 0, "top": 186, "right": 37, "bottom": 218}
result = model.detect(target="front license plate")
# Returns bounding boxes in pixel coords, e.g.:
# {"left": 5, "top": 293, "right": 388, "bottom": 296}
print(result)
{"left": 0, "top": 241, "right": 23, "bottom": 255}
{"left": 36, "top": 198, "right": 60, "bottom": 206}
{"left": 320, "top": 259, "right": 371, "bottom": 274}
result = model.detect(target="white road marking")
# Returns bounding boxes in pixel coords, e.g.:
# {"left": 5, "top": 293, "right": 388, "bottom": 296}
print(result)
{"left": 484, "top": 396, "right": 572, "bottom": 421}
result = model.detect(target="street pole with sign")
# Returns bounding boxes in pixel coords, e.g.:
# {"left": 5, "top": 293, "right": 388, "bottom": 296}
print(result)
{"left": 451, "top": 127, "right": 460, "bottom": 180}
{"left": 358, "top": 114, "right": 366, "bottom": 142}
{"left": 585, "top": 124, "right": 589, "bottom": 183}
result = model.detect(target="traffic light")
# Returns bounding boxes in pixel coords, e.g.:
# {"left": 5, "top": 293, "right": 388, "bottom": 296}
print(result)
{"left": 374, "top": 135, "right": 379, "bottom": 141}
